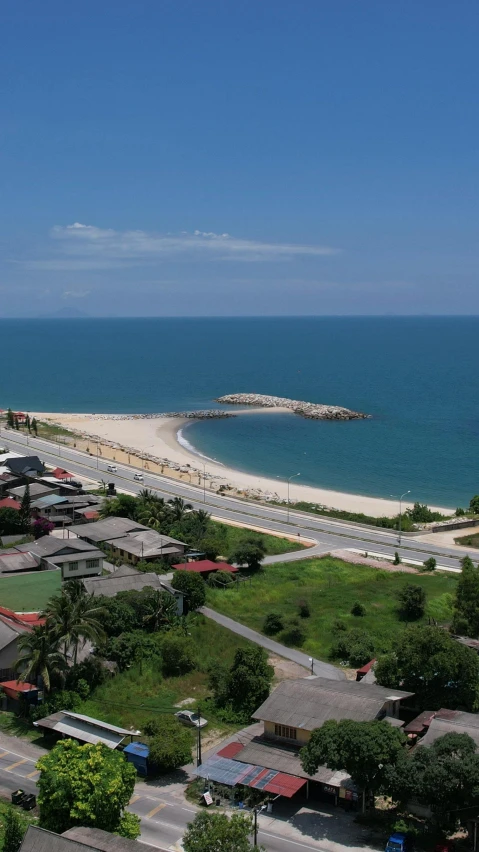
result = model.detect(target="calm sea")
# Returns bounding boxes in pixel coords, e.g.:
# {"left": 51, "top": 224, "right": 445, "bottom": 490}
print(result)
{"left": 1, "top": 317, "right": 478, "bottom": 508}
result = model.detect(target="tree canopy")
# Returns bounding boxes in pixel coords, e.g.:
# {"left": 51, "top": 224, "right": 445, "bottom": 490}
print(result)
{"left": 36, "top": 740, "right": 140, "bottom": 838}
{"left": 452, "top": 555, "right": 479, "bottom": 637}
{"left": 183, "top": 811, "right": 263, "bottom": 852}
{"left": 229, "top": 536, "right": 266, "bottom": 570}
{"left": 375, "top": 625, "right": 479, "bottom": 711}
{"left": 209, "top": 645, "right": 273, "bottom": 721}
{"left": 143, "top": 716, "right": 193, "bottom": 774}
{"left": 300, "top": 719, "right": 406, "bottom": 805}
{"left": 397, "top": 583, "right": 426, "bottom": 620}
{"left": 171, "top": 571, "right": 206, "bottom": 612}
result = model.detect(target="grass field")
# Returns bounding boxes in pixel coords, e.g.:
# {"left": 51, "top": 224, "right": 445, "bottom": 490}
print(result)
{"left": 0, "top": 571, "right": 61, "bottom": 611}
{"left": 210, "top": 520, "right": 306, "bottom": 558}
{"left": 77, "top": 614, "right": 254, "bottom": 734}
{"left": 206, "top": 556, "right": 458, "bottom": 660}
{"left": 454, "top": 532, "right": 479, "bottom": 549}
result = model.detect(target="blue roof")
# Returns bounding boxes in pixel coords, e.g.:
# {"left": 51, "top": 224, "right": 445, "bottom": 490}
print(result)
{"left": 124, "top": 742, "right": 149, "bottom": 757}
{"left": 33, "top": 494, "right": 66, "bottom": 509}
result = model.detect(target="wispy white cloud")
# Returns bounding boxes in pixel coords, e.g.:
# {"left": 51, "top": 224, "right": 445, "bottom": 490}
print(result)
{"left": 62, "top": 289, "right": 90, "bottom": 299}
{"left": 43, "top": 222, "right": 338, "bottom": 266}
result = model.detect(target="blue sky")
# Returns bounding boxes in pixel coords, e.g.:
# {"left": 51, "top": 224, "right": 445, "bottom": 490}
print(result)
{"left": 1, "top": 1, "right": 478, "bottom": 316}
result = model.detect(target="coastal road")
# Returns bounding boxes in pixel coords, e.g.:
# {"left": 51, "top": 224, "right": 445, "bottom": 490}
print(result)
{"left": 0, "top": 735, "right": 357, "bottom": 852}
{"left": 0, "top": 428, "right": 475, "bottom": 571}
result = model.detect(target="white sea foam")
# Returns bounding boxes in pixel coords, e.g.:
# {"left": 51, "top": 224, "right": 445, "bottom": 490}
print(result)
{"left": 176, "top": 427, "right": 223, "bottom": 466}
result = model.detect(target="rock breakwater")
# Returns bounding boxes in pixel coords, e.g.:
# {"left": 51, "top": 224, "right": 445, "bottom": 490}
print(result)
{"left": 216, "top": 393, "right": 370, "bottom": 420}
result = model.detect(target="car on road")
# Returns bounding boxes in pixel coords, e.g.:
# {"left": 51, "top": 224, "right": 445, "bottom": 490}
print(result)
{"left": 107, "top": 464, "right": 117, "bottom": 472}
{"left": 69, "top": 480, "right": 83, "bottom": 488}
{"left": 133, "top": 472, "right": 144, "bottom": 481}
{"left": 175, "top": 710, "right": 208, "bottom": 729}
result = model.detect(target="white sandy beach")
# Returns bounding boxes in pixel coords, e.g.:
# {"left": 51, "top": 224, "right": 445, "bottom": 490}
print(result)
{"left": 29, "top": 411, "right": 452, "bottom": 517}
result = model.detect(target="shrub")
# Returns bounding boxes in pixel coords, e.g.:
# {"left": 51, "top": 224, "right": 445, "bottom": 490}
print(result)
{"left": 160, "top": 633, "right": 196, "bottom": 676}
{"left": 143, "top": 717, "right": 193, "bottom": 774}
{"left": 331, "top": 619, "right": 347, "bottom": 634}
{"left": 397, "top": 583, "right": 426, "bottom": 620}
{"left": 281, "top": 618, "right": 306, "bottom": 646}
{"left": 423, "top": 557, "right": 437, "bottom": 572}
{"left": 208, "top": 570, "right": 235, "bottom": 588}
{"left": 349, "top": 641, "right": 374, "bottom": 667}
{"left": 330, "top": 628, "right": 374, "bottom": 664}
{"left": 393, "top": 551, "right": 401, "bottom": 565}
{"left": 350, "top": 601, "right": 366, "bottom": 616}
{"left": 455, "top": 507, "right": 465, "bottom": 517}
{"left": 263, "top": 612, "right": 284, "bottom": 635}
{"left": 171, "top": 571, "right": 206, "bottom": 612}
{"left": 298, "top": 601, "right": 311, "bottom": 618}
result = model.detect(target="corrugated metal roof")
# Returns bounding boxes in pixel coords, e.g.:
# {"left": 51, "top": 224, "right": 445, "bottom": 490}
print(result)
{"left": 193, "top": 755, "right": 306, "bottom": 798}
{"left": 33, "top": 710, "right": 140, "bottom": 748}
{"left": 419, "top": 711, "right": 479, "bottom": 749}
{"left": 218, "top": 742, "right": 246, "bottom": 759}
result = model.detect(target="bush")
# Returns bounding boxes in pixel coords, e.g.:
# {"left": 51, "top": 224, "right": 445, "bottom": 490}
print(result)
{"left": 331, "top": 619, "right": 347, "bottom": 634}
{"left": 263, "top": 612, "right": 284, "bottom": 635}
{"left": 298, "top": 601, "right": 311, "bottom": 618}
{"left": 393, "top": 551, "right": 401, "bottom": 565}
{"left": 228, "top": 536, "right": 266, "bottom": 570}
{"left": 330, "top": 628, "right": 374, "bottom": 664}
{"left": 397, "top": 583, "right": 426, "bottom": 620}
{"left": 423, "top": 557, "right": 437, "bottom": 572}
{"left": 281, "top": 618, "right": 306, "bottom": 646}
{"left": 66, "top": 656, "right": 107, "bottom": 693}
{"left": 350, "top": 601, "right": 366, "bottom": 616}
{"left": 349, "top": 641, "right": 374, "bottom": 667}
{"left": 469, "top": 495, "right": 479, "bottom": 515}
{"left": 455, "top": 507, "right": 465, "bottom": 517}
{"left": 143, "top": 717, "right": 193, "bottom": 774}
{"left": 208, "top": 570, "right": 235, "bottom": 588}
{"left": 171, "top": 571, "right": 206, "bottom": 612}
{"left": 100, "top": 631, "right": 162, "bottom": 672}
{"left": 160, "top": 633, "right": 196, "bottom": 676}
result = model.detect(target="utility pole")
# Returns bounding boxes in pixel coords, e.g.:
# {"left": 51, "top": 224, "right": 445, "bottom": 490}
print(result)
{"left": 287, "top": 473, "right": 301, "bottom": 523}
{"left": 196, "top": 709, "right": 202, "bottom": 767}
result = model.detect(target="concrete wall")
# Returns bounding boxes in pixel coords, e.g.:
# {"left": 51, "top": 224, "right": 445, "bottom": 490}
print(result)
{"left": 61, "top": 558, "right": 103, "bottom": 580}
{"left": 263, "top": 720, "right": 311, "bottom": 745}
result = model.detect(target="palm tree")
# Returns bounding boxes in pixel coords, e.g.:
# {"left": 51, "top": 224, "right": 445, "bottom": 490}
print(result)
{"left": 137, "top": 499, "right": 170, "bottom": 531}
{"left": 15, "top": 626, "right": 66, "bottom": 693}
{"left": 168, "top": 497, "right": 193, "bottom": 523}
{"left": 44, "top": 589, "right": 106, "bottom": 664}
{"left": 142, "top": 590, "right": 178, "bottom": 632}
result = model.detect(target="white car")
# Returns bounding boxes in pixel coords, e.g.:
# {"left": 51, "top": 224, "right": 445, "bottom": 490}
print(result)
{"left": 175, "top": 710, "right": 208, "bottom": 729}
{"left": 107, "top": 464, "right": 117, "bottom": 472}
{"left": 133, "top": 472, "right": 143, "bottom": 481}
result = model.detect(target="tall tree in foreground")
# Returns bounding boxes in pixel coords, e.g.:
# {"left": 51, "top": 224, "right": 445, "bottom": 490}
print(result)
{"left": 19, "top": 484, "right": 31, "bottom": 533}
{"left": 183, "top": 811, "right": 264, "bottom": 852}
{"left": 2, "top": 807, "right": 25, "bottom": 852}
{"left": 300, "top": 719, "right": 406, "bottom": 811}
{"left": 452, "top": 555, "right": 479, "bottom": 637}
{"left": 44, "top": 585, "right": 106, "bottom": 663}
{"left": 375, "top": 624, "right": 479, "bottom": 711}
{"left": 36, "top": 740, "right": 140, "bottom": 838}
{"left": 6, "top": 408, "right": 14, "bottom": 428}
{"left": 15, "top": 625, "right": 66, "bottom": 692}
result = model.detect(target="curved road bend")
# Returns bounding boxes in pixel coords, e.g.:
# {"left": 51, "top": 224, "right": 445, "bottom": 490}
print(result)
{"left": 0, "top": 428, "right": 476, "bottom": 572}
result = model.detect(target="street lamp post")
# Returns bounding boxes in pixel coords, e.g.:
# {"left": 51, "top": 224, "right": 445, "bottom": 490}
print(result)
{"left": 391, "top": 490, "right": 411, "bottom": 546}
{"left": 253, "top": 804, "right": 267, "bottom": 846}
{"left": 200, "top": 462, "right": 207, "bottom": 503}
{"left": 308, "top": 656, "right": 314, "bottom": 675}
{"left": 287, "top": 473, "right": 301, "bottom": 523}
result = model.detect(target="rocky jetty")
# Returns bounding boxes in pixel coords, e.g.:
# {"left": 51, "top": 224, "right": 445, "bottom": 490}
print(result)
{"left": 216, "top": 393, "right": 370, "bottom": 421}
{"left": 83, "top": 410, "right": 234, "bottom": 421}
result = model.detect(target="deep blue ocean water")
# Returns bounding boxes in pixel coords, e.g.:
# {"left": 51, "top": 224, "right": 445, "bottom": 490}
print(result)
{"left": 1, "top": 317, "right": 478, "bottom": 508}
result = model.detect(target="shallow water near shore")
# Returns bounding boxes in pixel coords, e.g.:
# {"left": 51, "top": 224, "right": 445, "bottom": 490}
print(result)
{"left": 1, "top": 315, "right": 478, "bottom": 508}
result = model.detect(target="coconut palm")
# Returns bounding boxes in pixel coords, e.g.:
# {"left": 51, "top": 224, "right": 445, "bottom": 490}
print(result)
{"left": 44, "top": 589, "right": 107, "bottom": 664}
{"left": 142, "top": 590, "right": 178, "bottom": 632}
{"left": 168, "top": 497, "right": 193, "bottom": 523}
{"left": 137, "top": 498, "right": 170, "bottom": 531}
{"left": 15, "top": 626, "right": 66, "bottom": 693}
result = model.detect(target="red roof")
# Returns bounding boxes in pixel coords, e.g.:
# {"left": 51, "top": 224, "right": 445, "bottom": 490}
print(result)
{"left": 83, "top": 510, "right": 99, "bottom": 520}
{"left": 0, "top": 498, "right": 21, "bottom": 511}
{"left": 1, "top": 680, "right": 37, "bottom": 693}
{"left": 173, "top": 560, "right": 238, "bottom": 574}
{"left": 217, "top": 742, "right": 245, "bottom": 759}
{"left": 356, "top": 658, "right": 376, "bottom": 675}
{"left": 0, "top": 606, "right": 44, "bottom": 631}
{"left": 261, "top": 773, "right": 306, "bottom": 798}
{"left": 51, "top": 467, "right": 73, "bottom": 479}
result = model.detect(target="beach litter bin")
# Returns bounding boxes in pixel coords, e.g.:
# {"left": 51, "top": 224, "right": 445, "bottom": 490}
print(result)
{"left": 11, "top": 789, "right": 25, "bottom": 806}
{"left": 22, "top": 794, "right": 36, "bottom": 810}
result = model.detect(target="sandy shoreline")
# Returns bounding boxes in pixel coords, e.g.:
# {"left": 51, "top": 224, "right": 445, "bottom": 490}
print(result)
{"left": 27, "top": 411, "right": 452, "bottom": 517}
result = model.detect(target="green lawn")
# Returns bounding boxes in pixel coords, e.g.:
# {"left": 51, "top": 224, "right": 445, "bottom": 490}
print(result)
{"left": 77, "top": 615, "right": 254, "bottom": 734}
{"left": 454, "top": 532, "right": 479, "bottom": 549}
{"left": 0, "top": 571, "right": 61, "bottom": 611}
{"left": 206, "top": 556, "right": 458, "bottom": 661}
{"left": 210, "top": 520, "right": 306, "bottom": 557}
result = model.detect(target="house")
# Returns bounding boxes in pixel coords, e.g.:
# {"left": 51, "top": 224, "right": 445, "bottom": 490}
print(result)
{"left": 14, "top": 536, "right": 104, "bottom": 580}
{"left": 0, "top": 497, "right": 21, "bottom": 512}
{"left": 4, "top": 455, "right": 45, "bottom": 476}
{"left": 406, "top": 707, "right": 479, "bottom": 749}
{"left": 9, "top": 482, "right": 58, "bottom": 501}
{"left": 0, "top": 471, "right": 24, "bottom": 497}
{"left": 0, "top": 607, "right": 34, "bottom": 675}
{"left": 20, "top": 825, "right": 145, "bottom": 851}
{"left": 82, "top": 565, "right": 183, "bottom": 614}
{"left": 0, "top": 550, "right": 39, "bottom": 574}
{"left": 33, "top": 710, "right": 140, "bottom": 748}
{"left": 104, "top": 528, "right": 187, "bottom": 564}
{"left": 193, "top": 676, "right": 413, "bottom": 806}
{"left": 173, "top": 559, "right": 238, "bottom": 579}
{"left": 68, "top": 517, "right": 151, "bottom": 546}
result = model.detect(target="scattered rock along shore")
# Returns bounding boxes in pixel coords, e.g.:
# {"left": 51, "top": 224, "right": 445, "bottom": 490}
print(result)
{"left": 216, "top": 393, "right": 370, "bottom": 421}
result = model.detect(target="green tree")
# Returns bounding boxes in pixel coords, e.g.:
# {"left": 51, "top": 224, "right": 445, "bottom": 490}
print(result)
{"left": 101, "top": 631, "right": 161, "bottom": 672}
{"left": 183, "top": 811, "right": 263, "bottom": 852}
{"left": 6, "top": 408, "right": 14, "bottom": 428}
{"left": 386, "top": 732, "right": 479, "bottom": 830}
{"left": 2, "top": 807, "right": 25, "bottom": 852}
{"left": 142, "top": 589, "right": 178, "bottom": 632}
{"left": 36, "top": 740, "right": 139, "bottom": 838}
{"left": 330, "top": 628, "right": 374, "bottom": 666}
{"left": 168, "top": 496, "right": 193, "bottom": 522}
{"left": 397, "top": 583, "right": 426, "bottom": 620}
{"left": 25, "top": 414, "right": 31, "bottom": 433}
{"left": 15, "top": 625, "right": 67, "bottom": 692}
{"left": 351, "top": 601, "right": 366, "bottom": 616}
{"left": 31, "top": 417, "right": 38, "bottom": 436}
{"left": 19, "top": 484, "right": 31, "bottom": 533}
{"left": 160, "top": 633, "right": 196, "bottom": 676}
{"left": 375, "top": 625, "right": 479, "bottom": 711}
{"left": 469, "top": 496, "right": 479, "bottom": 515}
{"left": 300, "top": 719, "right": 406, "bottom": 810}
{"left": 44, "top": 585, "right": 106, "bottom": 663}
{"left": 229, "top": 536, "right": 266, "bottom": 570}
{"left": 393, "top": 551, "right": 401, "bottom": 565}
{"left": 0, "top": 508, "right": 23, "bottom": 537}
{"left": 99, "top": 494, "right": 138, "bottom": 519}
{"left": 143, "top": 716, "right": 193, "bottom": 773}
{"left": 263, "top": 612, "right": 284, "bottom": 635}
{"left": 452, "top": 556, "right": 479, "bottom": 637}
{"left": 213, "top": 646, "right": 274, "bottom": 721}
{"left": 171, "top": 571, "right": 206, "bottom": 612}
{"left": 423, "top": 557, "right": 437, "bottom": 572}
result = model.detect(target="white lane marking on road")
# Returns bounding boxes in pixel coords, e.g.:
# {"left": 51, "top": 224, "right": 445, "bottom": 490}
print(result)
{"left": 260, "top": 831, "right": 333, "bottom": 852}
{"left": 181, "top": 807, "right": 196, "bottom": 813}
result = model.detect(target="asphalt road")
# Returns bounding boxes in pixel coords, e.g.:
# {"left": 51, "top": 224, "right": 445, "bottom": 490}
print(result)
{"left": 0, "top": 738, "right": 348, "bottom": 852}
{"left": 1, "top": 426, "right": 474, "bottom": 571}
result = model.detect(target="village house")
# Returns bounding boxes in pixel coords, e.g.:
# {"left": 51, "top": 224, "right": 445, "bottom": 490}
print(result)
{"left": 83, "top": 564, "right": 184, "bottom": 614}
{"left": 68, "top": 516, "right": 187, "bottom": 564}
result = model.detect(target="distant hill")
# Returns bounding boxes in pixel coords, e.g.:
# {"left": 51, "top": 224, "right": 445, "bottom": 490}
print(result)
{"left": 37, "top": 306, "right": 91, "bottom": 319}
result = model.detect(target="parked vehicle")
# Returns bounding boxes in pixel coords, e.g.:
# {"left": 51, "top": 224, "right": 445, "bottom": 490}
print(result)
{"left": 107, "top": 464, "right": 117, "bottom": 472}
{"left": 386, "top": 834, "right": 413, "bottom": 852}
{"left": 69, "top": 479, "right": 82, "bottom": 488}
{"left": 175, "top": 710, "right": 208, "bottom": 729}
{"left": 133, "top": 473, "right": 144, "bottom": 481}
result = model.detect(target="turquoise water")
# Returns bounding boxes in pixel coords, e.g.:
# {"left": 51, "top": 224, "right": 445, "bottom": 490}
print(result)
{"left": 1, "top": 317, "right": 477, "bottom": 508}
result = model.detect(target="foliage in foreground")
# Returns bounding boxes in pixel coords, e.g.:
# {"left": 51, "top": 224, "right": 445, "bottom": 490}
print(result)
{"left": 143, "top": 716, "right": 193, "bottom": 774}
{"left": 36, "top": 740, "right": 140, "bottom": 838}
{"left": 183, "top": 810, "right": 264, "bottom": 852}
{"left": 375, "top": 625, "right": 479, "bottom": 711}
{"left": 2, "top": 807, "right": 26, "bottom": 852}
{"left": 452, "top": 555, "right": 479, "bottom": 637}
{"left": 208, "top": 645, "right": 274, "bottom": 722}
